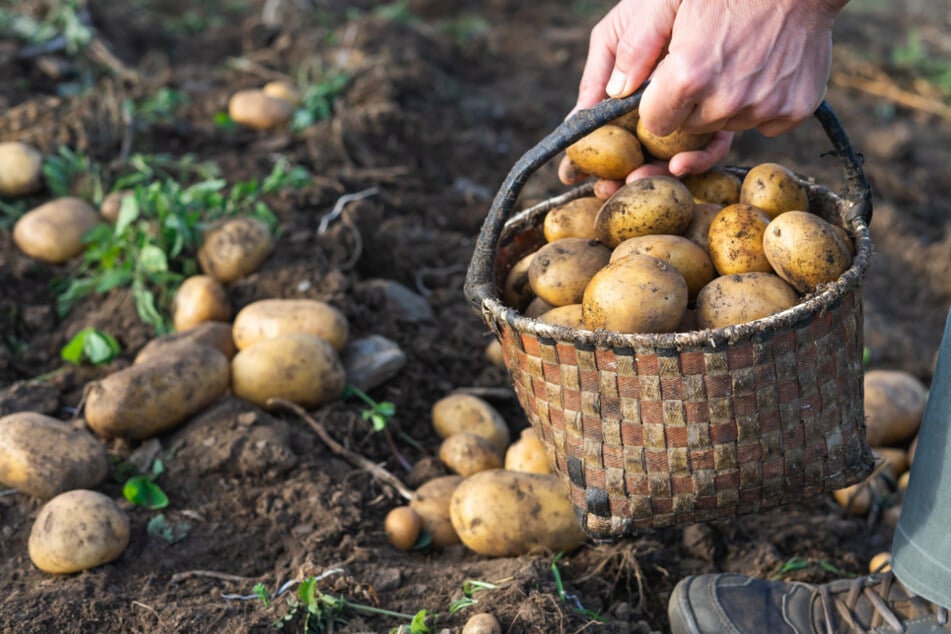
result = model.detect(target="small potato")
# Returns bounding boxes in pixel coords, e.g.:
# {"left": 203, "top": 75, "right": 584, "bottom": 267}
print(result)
{"left": 450, "top": 470, "right": 586, "bottom": 557}
{"left": 695, "top": 273, "right": 799, "bottom": 329}
{"left": 232, "top": 333, "right": 346, "bottom": 409}
{"left": 635, "top": 119, "right": 712, "bottom": 160}
{"left": 484, "top": 339, "right": 504, "bottom": 367}
{"left": 707, "top": 203, "right": 773, "bottom": 275}
{"left": 135, "top": 321, "right": 236, "bottom": 364}
{"left": 740, "top": 162, "right": 809, "bottom": 219}
{"left": 505, "top": 428, "right": 552, "bottom": 475}
{"left": 463, "top": 613, "right": 502, "bottom": 634}
{"left": 611, "top": 234, "right": 715, "bottom": 300}
{"left": 763, "top": 211, "right": 852, "bottom": 293}
{"left": 198, "top": 217, "right": 274, "bottom": 283}
{"left": 13, "top": 197, "right": 102, "bottom": 264}
{"left": 582, "top": 254, "right": 688, "bottom": 334}
{"left": 682, "top": 202, "right": 722, "bottom": 251}
{"left": 524, "top": 297, "right": 554, "bottom": 318}
{"left": 409, "top": 475, "right": 464, "bottom": 548}
{"left": 872, "top": 447, "right": 908, "bottom": 481}
{"left": 543, "top": 197, "right": 602, "bottom": 242}
{"left": 99, "top": 190, "right": 133, "bottom": 224}
{"left": 439, "top": 433, "right": 503, "bottom": 477}
{"left": 232, "top": 298, "right": 349, "bottom": 351}
{"left": 29, "top": 490, "right": 129, "bottom": 574}
{"left": 869, "top": 552, "right": 892, "bottom": 574}
{"left": 681, "top": 168, "right": 742, "bottom": 205}
{"left": 261, "top": 80, "right": 302, "bottom": 107}
{"left": 0, "top": 141, "right": 44, "bottom": 196}
{"left": 537, "top": 304, "right": 585, "bottom": 328}
{"left": 595, "top": 176, "right": 694, "bottom": 247}
{"left": 384, "top": 506, "right": 422, "bottom": 551}
{"left": 85, "top": 344, "right": 230, "bottom": 439}
{"left": 228, "top": 89, "right": 294, "bottom": 130}
{"left": 0, "top": 412, "right": 108, "bottom": 499}
{"left": 864, "top": 370, "right": 927, "bottom": 447}
{"left": 432, "top": 393, "right": 510, "bottom": 453}
{"left": 528, "top": 238, "right": 611, "bottom": 307}
{"left": 173, "top": 275, "right": 232, "bottom": 332}
{"left": 503, "top": 253, "right": 536, "bottom": 311}
{"left": 565, "top": 125, "right": 644, "bottom": 180}
{"left": 833, "top": 482, "right": 873, "bottom": 516}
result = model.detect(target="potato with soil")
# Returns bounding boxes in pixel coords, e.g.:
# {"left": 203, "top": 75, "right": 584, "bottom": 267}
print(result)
{"left": 682, "top": 202, "right": 722, "bottom": 251}
{"left": 228, "top": 89, "right": 294, "bottom": 130}
{"left": 450, "top": 470, "right": 586, "bottom": 557}
{"left": 863, "top": 370, "right": 927, "bottom": 447}
{"left": 463, "top": 613, "right": 502, "bottom": 634}
{"left": 173, "top": 274, "right": 232, "bottom": 332}
{"left": 261, "top": 80, "right": 302, "bottom": 107}
{"left": 0, "top": 141, "right": 44, "bottom": 196}
{"left": 135, "top": 321, "right": 236, "bottom": 364}
{"left": 484, "top": 339, "right": 504, "bottom": 367}
{"left": 582, "top": 253, "right": 688, "bottom": 334}
{"left": 232, "top": 298, "right": 349, "bottom": 351}
{"left": 524, "top": 297, "right": 554, "bottom": 318}
{"left": 503, "top": 253, "right": 536, "bottom": 311}
{"left": 611, "top": 234, "right": 715, "bottom": 300}
{"left": 528, "top": 238, "right": 611, "bottom": 307}
{"left": 505, "top": 428, "right": 552, "bottom": 475}
{"left": 85, "top": 344, "right": 230, "bottom": 440}
{"left": 565, "top": 124, "right": 644, "bottom": 180}
{"left": 13, "top": 197, "right": 102, "bottom": 264}
{"left": 409, "top": 475, "right": 464, "bottom": 548}
{"left": 432, "top": 393, "right": 510, "bottom": 453}
{"left": 28, "top": 489, "right": 130, "bottom": 574}
{"left": 543, "top": 197, "right": 602, "bottom": 242}
{"left": 0, "top": 412, "right": 108, "bottom": 499}
{"left": 680, "top": 168, "right": 742, "bottom": 205}
{"left": 740, "top": 162, "right": 809, "bottom": 219}
{"left": 232, "top": 333, "right": 346, "bottom": 409}
{"left": 537, "top": 304, "right": 585, "bottom": 328}
{"left": 594, "top": 176, "right": 694, "bottom": 247}
{"left": 706, "top": 203, "right": 773, "bottom": 275}
{"left": 695, "top": 273, "right": 799, "bottom": 329}
{"left": 384, "top": 506, "right": 422, "bottom": 551}
{"left": 635, "top": 119, "right": 712, "bottom": 160}
{"left": 762, "top": 211, "right": 852, "bottom": 293}
{"left": 198, "top": 216, "right": 273, "bottom": 283}
{"left": 439, "top": 433, "right": 503, "bottom": 477}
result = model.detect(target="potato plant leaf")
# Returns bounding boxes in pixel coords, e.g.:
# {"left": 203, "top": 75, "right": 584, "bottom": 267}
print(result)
{"left": 60, "top": 327, "right": 121, "bottom": 366}
{"left": 123, "top": 475, "right": 169, "bottom": 509}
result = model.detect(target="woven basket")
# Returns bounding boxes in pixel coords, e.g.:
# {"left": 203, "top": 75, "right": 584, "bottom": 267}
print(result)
{"left": 464, "top": 90, "right": 875, "bottom": 540}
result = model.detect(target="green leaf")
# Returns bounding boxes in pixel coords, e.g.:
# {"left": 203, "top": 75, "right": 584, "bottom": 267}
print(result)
{"left": 114, "top": 191, "right": 141, "bottom": 235}
{"left": 409, "top": 609, "right": 430, "bottom": 633}
{"left": 298, "top": 577, "right": 318, "bottom": 607}
{"left": 60, "top": 327, "right": 120, "bottom": 366}
{"left": 59, "top": 329, "right": 89, "bottom": 364}
{"left": 123, "top": 475, "right": 169, "bottom": 509}
{"left": 146, "top": 514, "right": 191, "bottom": 543}
{"left": 254, "top": 583, "right": 271, "bottom": 607}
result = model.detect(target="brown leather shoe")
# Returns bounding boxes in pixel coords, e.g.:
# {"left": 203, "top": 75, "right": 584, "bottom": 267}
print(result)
{"left": 668, "top": 571, "right": 951, "bottom": 633}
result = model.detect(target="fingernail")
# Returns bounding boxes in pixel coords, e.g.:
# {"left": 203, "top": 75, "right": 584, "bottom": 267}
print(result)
{"left": 606, "top": 70, "right": 626, "bottom": 97}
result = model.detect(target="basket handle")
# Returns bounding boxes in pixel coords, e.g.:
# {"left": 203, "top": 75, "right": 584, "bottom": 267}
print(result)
{"left": 464, "top": 83, "right": 872, "bottom": 311}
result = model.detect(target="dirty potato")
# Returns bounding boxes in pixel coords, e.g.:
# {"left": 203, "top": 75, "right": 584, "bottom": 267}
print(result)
{"left": 439, "top": 433, "right": 503, "bottom": 477}
{"left": 635, "top": 119, "right": 712, "bottom": 160}
{"left": 524, "top": 297, "right": 555, "bottom": 318}
{"left": 528, "top": 238, "right": 611, "bottom": 307}
{"left": 409, "top": 475, "right": 464, "bottom": 548}
{"left": 594, "top": 176, "right": 694, "bottom": 247}
{"left": 680, "top": 168, "right": 742, "bottom": 205}
{"left": 198, "top": 216, "right": 274, "bottom": 283}
{"left": 695, "top": 273, "right": 799, "bottom": 329}
{"left": 740, "top": 162, "right": 810, "bottom": 219}
{"left": 682, "top": 202, "right": 722, "bottom": 251}
{"left": 228, "top": 89, "right": 294, "bottom": 130}
{"left": 384, "top": 506, "right": 422, "bottom": 551}
{"left": 173, "top": 275, "right": 232, "bottom": 332}
{"left": 503, "top": 253, "right": 536, "bottom": 311}
{"left": 707, "top": 203, "right": 773, "bottom": 275}
{"left": 863, "top": 370, "right": 927, "bottom": 447}
{"left": 0, "top": 141, "right": 44, "bottom": 196}
{"left": 135, "top": 321, "right": 237, "bottom": 364}
{"left": 565, "top": 124, "right": 644, "bottom": 180}
{"left": 537, "top": 304, "right": 585, "bottom": 328}
{"left": 232, "top": 298, "right": 349, "bottom": 351}
{"left": 432, "top": 393, "right": 510, "bottom": 453}
{"left": 763, "top": 211, "right": 852, "bottom": 293}
{"left": 610, "top": 234, "right": 715, "bottom": 300}
{"left": 504, "top": 428, "right": 552, "bottom": 475}
{"left": 13, "top": 197, "right": 102, "bottom": 264}
{"left": 543, "top": 197, "right": 602, "bottom": 242}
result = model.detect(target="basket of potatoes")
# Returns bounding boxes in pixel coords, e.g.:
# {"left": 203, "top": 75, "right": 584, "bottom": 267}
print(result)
{"left": 464, "top": 87, "right": 875, "bottom": 539}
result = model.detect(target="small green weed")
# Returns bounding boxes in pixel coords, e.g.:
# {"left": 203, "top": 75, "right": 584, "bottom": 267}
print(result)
{"left": 344, "top": 384, "right": 396, "bottom": 432}
{"left": 123, "top": 457, "right": 169, "bottom": 510}
{"left": 770, "top": 556, "right": 847, "bottom": 581}
{"left": 892, "top": 30, "right": 951, "bottom": 94}
{"left": 43, "top": 146, "right": 105, "bottom": 203}
{"left": 551, "top": 552, "right": 607, "bottom": 622}
{"left": 291, "top": 72, "right": 350, "bottom": 132}
{"left": 60, "top": 327, "right": 120, "bottom": 366}
{"left": 147, "top": 513, "right": 191, "bottom": 543}
{"left": 447, "top": 579, "right": 498, "bottom": 615}
{"left": 0, "top": 0, "right": 93, "bottom": 55}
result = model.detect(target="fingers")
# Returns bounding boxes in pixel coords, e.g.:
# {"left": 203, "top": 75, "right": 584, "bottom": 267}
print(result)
{"left": 558, "top": 156, "right": 589, "bottom": 186}
{"left": 594, "top": 179, "right": 623, "bottom": 200}
{"left": 666, "top": 131, "right": 734, "bottom": 175}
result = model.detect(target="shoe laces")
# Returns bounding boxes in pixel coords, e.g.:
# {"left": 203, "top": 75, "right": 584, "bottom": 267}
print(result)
{"left": 816, "top": 571, "right": 949, "bottom": 634}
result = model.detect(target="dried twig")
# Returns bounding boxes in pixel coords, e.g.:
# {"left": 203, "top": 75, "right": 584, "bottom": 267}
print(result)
{"left": 169, "top": 569, "right": 260, "bottom": 586}
{"left": 317, "top": 187, "right": 379, "bottom": 234}
{"left": 831, "top": 70, "right": 951, "bottom": 119}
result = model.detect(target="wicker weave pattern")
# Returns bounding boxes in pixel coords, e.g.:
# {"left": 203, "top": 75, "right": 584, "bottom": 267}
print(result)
{"left": 496, "top": 290, "right": 871, "bottom": 537}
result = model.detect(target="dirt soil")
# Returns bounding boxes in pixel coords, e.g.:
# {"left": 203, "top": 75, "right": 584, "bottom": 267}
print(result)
{"left": 1, "top": 1, "right": 950, "bottom": 632}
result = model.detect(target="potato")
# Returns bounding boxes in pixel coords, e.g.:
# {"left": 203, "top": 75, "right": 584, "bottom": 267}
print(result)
{"left": 528, "top": 238, "right": 611, "bottom": 307}
{"left": 503, "top": 253, "right": 536, "bottom": 311}
{"left": 198, "top": 216, "right": 273, "bottom": 283}
{"left": 863, "top": 370, "right": 927, "bottom": 447}
{"left": 228, "top": 89, "right": 294, "bottom": 130}
{"left": 524, "top": 297, "right": 554, "bottom": 318}
{"left": 543, "top": 197, "right": 602, "bottom": 242}
{"left": 707, "top": 203, "right": 773, "bottom": 275}
{"left": 463, "top": 613, "right": 502, "bottom": 634}
{"left": 594, "top": 176, "right": 694, "bottom": 247}
{"left": 582, "top": 254, "right": 688, "bottom": 334}
{"left": 565, "top": 124, "right": 644, "bottom": 180}
{"left": 0, "top": 141, "right": 44, "bottom": 196}
{"left": 682, "top": 202, "right": 722, "bottom": 251}
{"left": 831, "top": 224, "right": 855, "bottom": 257}
{"left": 262, "top": 80, "right": 302, "bottom": 107}
{"left": 409, "top": 475, "right": 464, "bottom": 548}
{"left": 505, "top": 428, "right": 552, "bottom": 475}
{"left": 611, "top": 234, "right": 714, "bottom": 300}
{"left": 85, "top": 344, "right": 230, "bottom": 440}
{"left": 739, "top": 162, "right": 809, "bottom": 219}
{"left": 135, "top": 321, "right": 237, "bottom": 364}
{"left": 763, "top": 211, "right": 852, "bottom": 293}
{"left": 695, "top": 273, "right": 799, "bottom": 330}
{"left": 537, "top": 304, "right": 585, "bottom": 328}
{"left": 232, "top": 333, "right": 346, "bottom": 409}
{"left": 28, "top": 490, "right": 130, "bottom": 574}
{"left": 13, "top": 197, "right": 102, "bottom": 264}
{"left": 232, "top": 298, "right": 349, "bottom": 351}
{"left": 833, "top": 482, "right": 874, "bottom": 516}
{"left": 610, "top": 109, "right": 640, "bottom": 132}
{"left": 484, "top": 339, "right": 504, "bottom": 367}
{"left": 872, "top": 447, "right": 908, "bottom": 481}
{"left": 439, "top": 433, "right": 503, "bottom": 477}
{"left": 450, "top": 470, "right": 586, "bottom": 557}
{"left": 635, "top": 119, "right": 712, "bottom": 160}
{"left": 99, "top": 190, "right": 132, "bottom": 224}
{"left": 0, "top": 412, "right": 108, "bottom": 499}
{"left": 173, "top": 275, "right": 232, "bottom": 332}
{"left": 681, "top": 168, "right": 742, "bottom": 205}
{"left": 384, "top": 506, "right": 422, "bottom": 551}
{"left": 869, "top": 552, "right": 892, "bottom": 574}
{"left": 432, "top": 393, "right": 510, "bottom": 453}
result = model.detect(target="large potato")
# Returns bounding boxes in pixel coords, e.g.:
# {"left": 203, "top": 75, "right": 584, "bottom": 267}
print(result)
{"left": 565, "top": 125, "right": 644, "bottom": 180}
{"left": 611, "top": 234, "right": 714, "bottom": 300}
{"left": 763, "top": 211, "right": 852, "bottom": 293}
{"left": 135, "top": 321, "right": 236, "bottom": 364}
{"left": 543, "top": 197, "right": 602, "bottom": 242}
{"left": 198, "top": 217, "right": 273, "bottom": 283}
{"left": 505, "top": 428, "right": 552, "bottom": 475}
{"left": 863, "top": 370, "right": 927, "bottom": 447}
{"left": 635, "top": 119, "right": 712, "bottom": 160}
{"left": 232, "top": 298, "right": 349, "bottom": 351}
{"left": 13, "top": 197, "right": 102, "bottom": 264}
{"left": 740, "top": 162, "right": 809, "bottom": 219}
{"left": 707, "top": 203, "right": 773, "bottom": 275}
{"left": 432, "top": 393, "right": 510, "bottom": 452}
{"left": 695, "top": 273, "right": 799, "bottom": 329}
{"left": 0, "top": 412, "right": 108, "bottom": 499}
{"left": 594, "top": 176, "right": 694, "bottom": 247}
{"left": 582, "top": 254, "right": 688, "bottom": 334}
{"left": 228, "top": 89, "right": 294, "bottom": 130}
{"left": 28, "top": 490, "right": 130, "bottom": 574}
{"left": 682, "top": 202, "right": 722, "bottom": 251}
{"left": 681, "top": 168, "right": 742, "bottom": 205}
{"left": 409, "top": 475, "right": 464, "bottom": 548}
{"left": 537, "top": 304, "right": 585, "bottom": 328}
{"left": 173, "top": 275, "right": 232, "bottom": 332}
{"left": 503, "top": 253, "right": 536, "bottom": 311}
{"left": 0, "top": 141, "right": 44, "bottom": 196}
{"left": 85, "top": 344, "right": 230, "bottom": 439}
{"left": 528, "top": 238, "right": 611, "bottom": 307}
{"left": 449, "top": 470, "right": 586, "bottom": 557}
{"left": 439, "top": 433, "right": 503, "bottom": 477}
